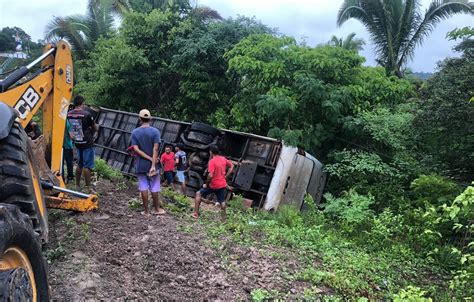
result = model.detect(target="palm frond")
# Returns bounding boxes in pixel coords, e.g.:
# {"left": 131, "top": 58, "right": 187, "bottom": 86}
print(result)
{"left": 44, "top": 15, "right": 90, "bottom": 57}
{"left": 329, "top": 35, "right": 342, "bottom": 47}
{"left": 89, "top": 0, "right": 130, "bottom": 16}
{"left": 87, "top": 0, "right": 116, "bottom": 40}
{"left": 337, "top": 0, "right": 370, "bottom": 27}
{"left": 338, "top": 1, "right": 391, "bottom": 63}
{"left": 111, "top": 0, "right": 131, "bottom": 15}
{"left": 338, "top": 0, "right": 473, "bottom": 76}
{"left": 399, "top": 0, "right": 473, "bottom": 67}
{"left": 343, "top": 33, "right": 366, "bottom": 51}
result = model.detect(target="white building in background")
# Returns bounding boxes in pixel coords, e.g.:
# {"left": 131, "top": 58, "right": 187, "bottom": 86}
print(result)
{"left": 0, "top": 52, "right": 28, "bottom": 59}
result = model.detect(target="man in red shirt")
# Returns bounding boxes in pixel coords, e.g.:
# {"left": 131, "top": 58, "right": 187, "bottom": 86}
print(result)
{"left": 160, "top": 146, "right": 175, "bottom": 187}
{"left": 192, "top": 145, "right": 234, "bottom": 219}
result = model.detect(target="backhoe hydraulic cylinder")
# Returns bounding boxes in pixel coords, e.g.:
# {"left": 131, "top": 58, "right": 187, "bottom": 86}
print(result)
{"left": 41, "top": 182, "right": 90, "bottom": 199}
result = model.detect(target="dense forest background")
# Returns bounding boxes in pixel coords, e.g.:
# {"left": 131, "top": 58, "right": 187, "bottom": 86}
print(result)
{"left": 2, "top": 0, "right": 473, "bottom": 299}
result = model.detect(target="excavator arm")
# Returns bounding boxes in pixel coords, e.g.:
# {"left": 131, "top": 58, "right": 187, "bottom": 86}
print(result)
{"left": 0, "top": 40, "right": 98, "bottom": 213}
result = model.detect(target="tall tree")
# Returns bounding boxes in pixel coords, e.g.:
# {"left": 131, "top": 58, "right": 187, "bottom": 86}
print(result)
{"left": 328, "top": 32, "right": 365, "bottom": 52}
{"left": 128, "top": 0, "right": 221, "bottom": 20}
{"left": 415, "top": 27, "right": 474, "bottom": 181}
{"left": 44, "top": 0, "right": 130, "bottom": 58}
{"left": 128, "top": 0, "right": 191, "bottom": 13}
{"left": 337, "top": 0, "right": 473, "bottom": 77}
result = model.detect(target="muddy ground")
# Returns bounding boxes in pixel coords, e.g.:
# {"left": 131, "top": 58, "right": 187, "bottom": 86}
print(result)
{"left": 47, "top": 180, "right": 320, "bottom": 300}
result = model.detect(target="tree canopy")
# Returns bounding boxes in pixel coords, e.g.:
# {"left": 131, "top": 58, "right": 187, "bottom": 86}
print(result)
{"left": 39, "top": 4, "right": 474, "bottom": 298}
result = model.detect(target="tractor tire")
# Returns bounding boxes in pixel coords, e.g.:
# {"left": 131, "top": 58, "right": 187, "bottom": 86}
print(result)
{"left": 0, "top": 204, "right": 50, "bottom": 301}
{"left": 0, "top": 121, "right": 47, "bottom": 242}
{"left": 189, "top": 122, "right": 221, "bottom": 137}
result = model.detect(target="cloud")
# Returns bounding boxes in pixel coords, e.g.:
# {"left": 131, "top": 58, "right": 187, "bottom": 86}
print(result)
{"left": 0, "top": 0, "right": 88, "bottom": 42}
{"left": 199, "top": 0, "right": 472, "bottom": 71}
{"left": 0, "top": 0, "right": 471, "bottom": 71}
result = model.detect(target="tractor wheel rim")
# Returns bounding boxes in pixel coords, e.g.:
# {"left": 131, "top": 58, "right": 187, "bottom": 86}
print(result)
{"left": 0, "top": 246, "right": 37, "bottom": 301}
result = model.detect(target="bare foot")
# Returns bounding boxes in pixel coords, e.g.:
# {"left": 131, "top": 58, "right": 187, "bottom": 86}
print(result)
{"left": 152, "top": 208, "right": 166, "bottom": 215}
{"left": 191, "top": 212, "right": 199, "bottom": 219}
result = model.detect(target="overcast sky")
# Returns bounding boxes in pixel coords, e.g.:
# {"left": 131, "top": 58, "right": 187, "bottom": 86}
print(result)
{"left": 0, "top": 0, "right": 472, "bottom": 72}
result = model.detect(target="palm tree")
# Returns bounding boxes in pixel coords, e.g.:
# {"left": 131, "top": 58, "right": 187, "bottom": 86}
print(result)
{"left": 337, "top": 0, "right": 473, "bottom": 77}
{"left": 45, "top": 0, "right": 130, "bottom": 58}
{"left": 328, "top": 32, "right": 366, "bottom": 52}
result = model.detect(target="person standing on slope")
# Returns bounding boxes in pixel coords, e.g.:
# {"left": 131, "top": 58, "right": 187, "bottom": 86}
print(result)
{"left": 130, "top": 109, "right": 166, "bottom": 216}
{"left": 174, "top": 144, "right": 187, "bottom": 193}
{"left": 160, "top": 145, "right": 175, "bottom": 188}
{"left": 67, "top": 95, "right": 98, "bottom": 192}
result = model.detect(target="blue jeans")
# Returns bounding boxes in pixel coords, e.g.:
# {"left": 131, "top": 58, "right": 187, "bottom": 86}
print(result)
{"left": 76, "top": 147, "right": 95, "bottom": 169}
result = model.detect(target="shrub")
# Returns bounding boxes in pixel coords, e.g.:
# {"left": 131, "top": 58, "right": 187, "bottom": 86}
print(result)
{"left": 392, "top": 286, "right": 432, "bottom": 302}
{"left": 94, "top": 158, "right": 124, "bottom": 181}
{"left": 323, "top": 189, "right": 374, "bottom": 229}
{"left": 365, "top": 208, "right": 406, "bottom": 250}
{"left": 324, "top": 149, "right": 405, "bottom": 210}
{"left": 275, "top": 205, "right": 303, "bottom": 228}
{"left": 410, "top": 174, "right": 460, "bottom": 207}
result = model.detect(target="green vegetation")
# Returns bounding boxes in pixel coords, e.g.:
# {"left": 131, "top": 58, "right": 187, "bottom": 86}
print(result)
{"left": 198, "top": 192, "right": 471, "bottom": 299}
{"left": 128, "top": 197, "right": 142, "bottom": 211}
{"left": 47, "top": 216, "right": 91, "bottom": 262}
{"left": 0, "top": 26, "right": 42, "bottom": 54}
{"left": 94, "top": 158, "right": 124, "bottom": 181}
{"left": 250, "top": 288, "right": 273, "bottom": 301}
{"left": 39, "top": 1, "right": 473, "bottom": 299}
{"left": 45, "top": 0, "right": 130, "bottom": 58}
{"left": 46, "top": 243, "right": 66, "bottom": 262}
{"left": 327, "top": 32, "right": 365, "bottom": 52}
{"left": 160, "top": 187, "right": 192, "bottom": 215}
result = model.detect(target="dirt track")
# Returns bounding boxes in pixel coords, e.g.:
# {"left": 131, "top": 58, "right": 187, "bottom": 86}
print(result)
{"left": 47, "top": 180, "right": 315, "bottom": 300}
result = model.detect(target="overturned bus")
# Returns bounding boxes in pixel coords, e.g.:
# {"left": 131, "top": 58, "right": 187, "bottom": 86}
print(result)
{"left": 92, "top": 107, "right": 326, "bottom": 210}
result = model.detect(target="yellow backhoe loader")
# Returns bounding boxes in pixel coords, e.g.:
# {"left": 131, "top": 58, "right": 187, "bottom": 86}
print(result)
{"left": 0, "top": 41, "right": 98, "bottom": 301}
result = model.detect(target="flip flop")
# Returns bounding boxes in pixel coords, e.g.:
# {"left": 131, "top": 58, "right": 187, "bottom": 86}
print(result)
{"left": 191, "top": 212, "right": 199, "bottom": 219}
{"left": 141, "top": 211, "right": 150, "bottom": 216}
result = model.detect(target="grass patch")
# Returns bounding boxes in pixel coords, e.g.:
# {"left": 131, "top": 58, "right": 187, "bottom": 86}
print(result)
{"left": 63, "top": 217, "right": 91, "bottom": 243}
{"left": 128, "top": 197, "right": 142, "bottom": 211}
{"left": 94, "top": 158, "right": 124, "bottom": 181}
{"left": 196, "top": 197, "right": 449, "bottom": 299}
{"left": 46, "top": 243, "right": 66, "bottom": 262}
{"left": 160, "top": 187, "right": 192, "bottom": 215}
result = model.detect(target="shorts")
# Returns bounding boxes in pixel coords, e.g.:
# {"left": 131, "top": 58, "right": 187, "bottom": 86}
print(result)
{"left": 164, "top": 171, "right": 174, "bottom": 185}
{"left": 199, "top": 187, "right": 227, "bottom": 203}
{"left": 137, "top": 174, "right": 161, "bottom": 193}
{"left": 176, "top": 170, "right": 185, "bottom": 183}
{"left": 76, "top": 147, "right": 95, "bottom": 169}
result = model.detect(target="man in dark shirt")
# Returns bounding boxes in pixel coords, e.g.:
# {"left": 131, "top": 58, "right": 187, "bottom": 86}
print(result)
{"left": 131, "top": 109, "right": 166, "bottom": 216}
{"left": 174, "top": 144, "right": 187, "bottom": 193}
{"left": 67, "top": 95, "right": 98, "bottom": 191}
